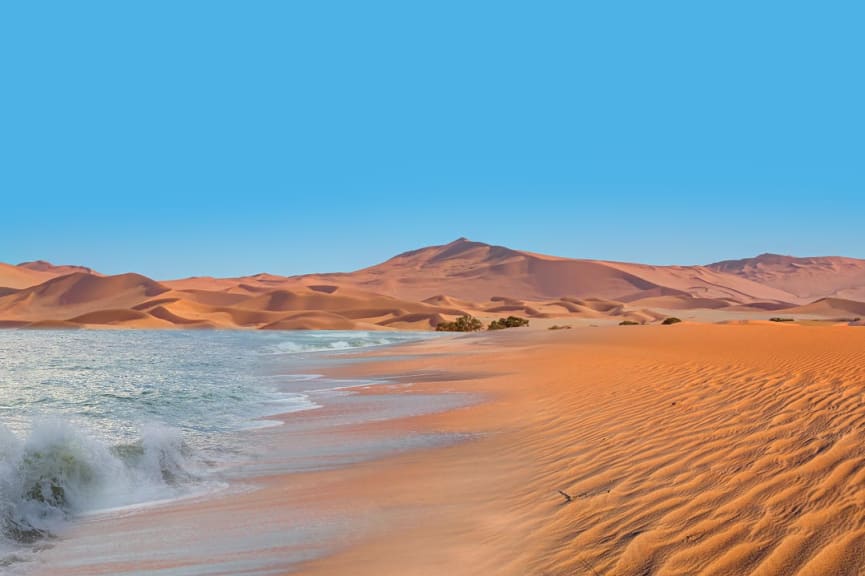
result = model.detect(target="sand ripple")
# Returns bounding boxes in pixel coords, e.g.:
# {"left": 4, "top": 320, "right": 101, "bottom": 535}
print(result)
{"left": 525, "top": 326, "right": 865, "bottom": 575}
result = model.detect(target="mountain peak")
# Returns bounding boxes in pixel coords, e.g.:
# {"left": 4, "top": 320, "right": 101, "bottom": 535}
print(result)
{"left": 18, "top": 260, "right": 95, "bottom": 274}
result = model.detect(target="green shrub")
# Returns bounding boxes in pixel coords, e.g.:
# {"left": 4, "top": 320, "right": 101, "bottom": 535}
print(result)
{"left": 661, "top": 317, "right": 682, "bottom": 325}
{"left": 435, "top": 315, "right": 483, "bottom": 332}
{"left": 769, "top": 317, "right": 795, "bottom": 322}
{"left": 488, "top": 316, "right": 530, "bottom": 330}
{"left": 619, "top": 320, "right": 640, "bottom": 326}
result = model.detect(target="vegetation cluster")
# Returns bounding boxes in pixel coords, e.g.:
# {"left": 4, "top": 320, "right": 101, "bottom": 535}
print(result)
{"left": 488, "top": 316, "right": 530, "bottom": 330}
{"left": 435, "top": 315, "right": 484, "bottom": 332}
{"left": 436, "top": 315, "right": 529, "bottom": 332}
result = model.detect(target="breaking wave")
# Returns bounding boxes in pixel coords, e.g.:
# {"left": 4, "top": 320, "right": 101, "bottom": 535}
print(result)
{"left": 0, "top": 420, "right": 205, "bottom": 555}
{"left": 0, "top": 329, "right": 436, "bottom": 567}
{"left": 264, "top": 331, "right": 439, "bottom": 355}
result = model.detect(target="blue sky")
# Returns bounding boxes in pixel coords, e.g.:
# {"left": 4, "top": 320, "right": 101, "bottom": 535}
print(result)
{"left": 1, "top": 2, "right": 862, "bottom": 278}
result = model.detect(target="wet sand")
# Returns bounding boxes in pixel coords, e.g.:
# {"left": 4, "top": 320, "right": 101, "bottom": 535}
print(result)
{"left": 29, "top": 325, "right": 865, "bottom": 575}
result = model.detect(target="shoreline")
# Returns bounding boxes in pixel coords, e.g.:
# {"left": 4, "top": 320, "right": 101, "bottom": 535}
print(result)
{"left": 24, "top": 324, "right": 865, "bottom": 575}
{"left": 23, "top": 332, "right": 484, "bottom": 575}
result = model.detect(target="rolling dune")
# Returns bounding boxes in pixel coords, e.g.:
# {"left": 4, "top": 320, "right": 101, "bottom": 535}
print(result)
{"left": 259, "top": 310, "right": 361, "bottom": 330}
{"left": 297, "top": 239, "right": 803, "bottom": 305}
{"left": 0, "top": 262, "right": 59, "bottom": 290}
{"left": 68, "top": 308, "right": 177, "bottom": 328}
{"left": 1, "top": 239, "right": 864, "bottom": 330}
{"left": 0, "top": 260, "right": 98, "bottom": 290}
{"left": 709, "top": 254, "right": 865, "bottom": 302}
{"left": 17, "top": 260, "right": 97, "bottom": 276}
{"left": 0, "top": 273, "right": 169, "bottom": 322}
{"left": 782, "top": 298, "right": 865, "bottom": 319}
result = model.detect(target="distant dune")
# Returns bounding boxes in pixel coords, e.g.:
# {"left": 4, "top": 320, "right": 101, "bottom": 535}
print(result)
{"left": 17, "top": 260, "right": 98, "bottom": 276}
{"left": 2, "top": 239, "right": 864, "bottom": 330}
{"left": 709, "top": 253, "right": 865, "bottom": 301}
{"left": 0, "top": 262, "right": 60, "bottom": 290}
{"left": 300, "top": 238, "right": 801, "bottom": 305}
{"left": 0, "top": 260, "right": 100, "bottom": 290}
{"left": 783, "top": 298, "right": 865, "bottom": 319}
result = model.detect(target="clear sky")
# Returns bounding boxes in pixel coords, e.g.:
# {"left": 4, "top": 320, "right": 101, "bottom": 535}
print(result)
{"left": 1, "top": 2, "right": 862, "bottom": 279}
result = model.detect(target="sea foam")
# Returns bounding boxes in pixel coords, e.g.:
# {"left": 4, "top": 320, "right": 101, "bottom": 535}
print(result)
{"left": 0, "top": 329, "right": 437, "bottom": 567}
{"left": 0, "top": 420, "right": 203, "bottom": 559}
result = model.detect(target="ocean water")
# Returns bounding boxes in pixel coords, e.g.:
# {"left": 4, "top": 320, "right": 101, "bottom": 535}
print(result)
{"left": 0, "top": 329, "right": 433, "bottom": 565}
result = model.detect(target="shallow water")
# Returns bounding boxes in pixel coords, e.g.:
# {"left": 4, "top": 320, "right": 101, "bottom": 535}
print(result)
{"left": 0, "top": 329, "right": 437, "bottom": 566}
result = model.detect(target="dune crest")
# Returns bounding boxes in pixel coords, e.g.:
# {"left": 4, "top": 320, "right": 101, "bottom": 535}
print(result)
{"left": 709, "top": 253, "right": 865, "bottom": 301}
{"left": 1, "top": 239, "right": 864, "bottom": 330}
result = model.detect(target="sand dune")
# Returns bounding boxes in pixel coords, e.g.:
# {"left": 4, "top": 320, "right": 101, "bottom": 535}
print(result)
{"left": 161, "top": 275, "right": 286, "bottom": 292}
{"left": 293, "top": 238, "right": 802, "bottom": 305}
{"left": 0, "top": 262, "right": 58, "bottom": 290}
{"left": 147, "top": 305, "right": 215, "bottom": 327}
{"left": 17, "top": 260, "right": 97, "bottom": 276}
{"left": 68, "top": 308, "right": 176, "bottom": 328}
{"left": 782, "top": 297, "right": 865, "bottom": 319}
{"left": 625, "top": 295, "right": 734, "bottom": 310}
{"left": 1, "top": 239, "right": 864, "bottom": 330}
{"left": 285, "top": 325, "right": 865, "bottom": 575}
{"left": 422, "top": 294, "right": 478, "bottom": 309}
{"left": 0, "top": 273, "right": 473, "bottom": 330}
{"left": 0, "top": 260, "right": 98, "bottom": 290}
{"left": 594, "top": 261, "right": 800, "bottom": 304}
{"left": 710, "top": 253, "right": 865, "bottom": 301}
{"left": 260, "top": 311, "right": 360, "bottom": 330}
{"left": 0, "top": 273, "right": 169, "bottom": 322}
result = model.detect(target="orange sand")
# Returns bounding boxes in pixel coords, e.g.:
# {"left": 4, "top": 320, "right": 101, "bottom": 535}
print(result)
{"left": 4, "top": 240, "right": 865, "bottom": 329}
{"left": 295, "top": 325, "right": 865, "bottom": 575}
{"left": 33, "top": 324, "right": 865, "bottom": 575}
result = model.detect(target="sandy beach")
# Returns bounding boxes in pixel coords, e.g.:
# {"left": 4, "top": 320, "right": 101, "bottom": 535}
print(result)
{"left": 7, "top": 1, "right": 864, "bottom": 573}
{"left": 21, "top": 323, "right": 865, "bottom": 575}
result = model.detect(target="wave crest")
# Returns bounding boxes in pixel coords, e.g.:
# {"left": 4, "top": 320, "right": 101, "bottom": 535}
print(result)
{"left": 0, "top": 421, "right": 200, "bottom": 548}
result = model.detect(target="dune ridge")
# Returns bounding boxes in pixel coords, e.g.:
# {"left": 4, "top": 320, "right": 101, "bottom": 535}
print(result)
{"left": 709, "top": 253, "right": 865, "bottom": 302}
{"left": 2, "top": 239, "right": 864, "bottom": 330}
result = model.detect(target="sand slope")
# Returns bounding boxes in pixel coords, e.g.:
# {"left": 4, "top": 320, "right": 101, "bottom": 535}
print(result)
{"left": 291, "top": 325, "right": 865, "bottom": 575}
{"left": 517, "top": 326, "right": 865, "bottom": 575}
{"left": 782, "top": 298, "right": 865, "bottom": 319}
{"left": 17, "top": 260, "right": 98, "bottom": 276}
{"left": 0, "top": 273, "right": 169, "bottom": 320}
{"left": 2, "top": 240, "right": 864, "bottom": 329}
{"left": 0, "top": 262, "right": 57, "bottom": 290}
{"left": 22, "top": 325, "right": 865, "bottom": 575}
{"left": 0, "top": 272, "right": 469, "bottom": 330}
{"left": 709, "top": 253, "right": 865, "bottom": 302}
{"left": 0, "top": 260, "right": 98, "bottom": 290}
{"left": 300, "top": 238, "right": 801, "bottom": 305}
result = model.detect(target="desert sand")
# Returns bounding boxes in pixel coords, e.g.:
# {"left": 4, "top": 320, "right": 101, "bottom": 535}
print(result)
{"left": 2, "top": 239, "right": 865, "bottom": 330}
{"left": 32, "top": 324, "right": 865, "bottom": 575}
{"left": 709, "top": 254, "right": 865, "bottom": 302}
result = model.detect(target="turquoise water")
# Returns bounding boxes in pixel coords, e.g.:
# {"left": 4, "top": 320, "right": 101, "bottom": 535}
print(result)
{"left": 0, "top": 330, "right": 433, "bottom": 563}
